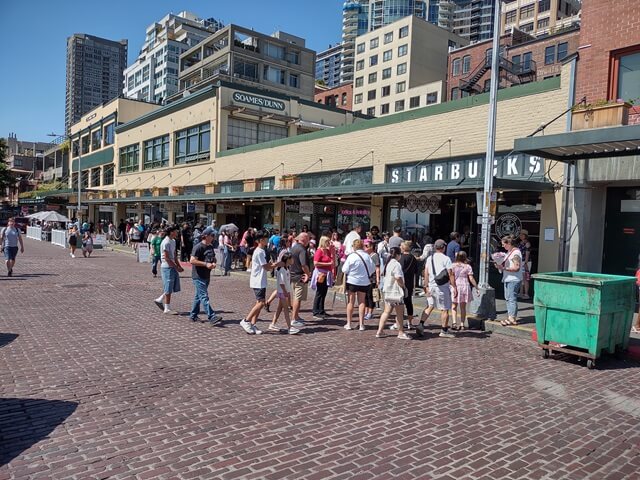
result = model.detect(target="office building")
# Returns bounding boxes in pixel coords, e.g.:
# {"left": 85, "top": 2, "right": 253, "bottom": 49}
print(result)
{"left": 65, "top": 34, "right": 128, "bottom": 134}
{"left": 316, "top": 44, "right": 343, "bottom": 88}
{"left": 122, "top": 11, "right": 224, "bottom": 105}
{"left": 352, "top": 16, "right": 467, "bottom": 116}
{"left": 502, "top": 0, "right": 581, "bottom": 37}
{"left": 177, "top": 25, "right": 316, "bottom": 101}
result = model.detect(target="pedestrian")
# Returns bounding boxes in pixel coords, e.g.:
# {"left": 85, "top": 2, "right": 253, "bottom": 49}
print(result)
{"left": 154, "top": 225, "right": 184, "bottom": 315}
{"left": 240, "top": 231, "right": 282, "bottom": 335}
{"left": 151, "top": 229, "right": 165, "bottom": 278}
{"left": 311, "top": 235, "right": 334, "bottom": 319}
{"left": 342, "top": 239, "right": 375, "bottom": 331}
{"left": 1, "top": 217, "right": 24, "bottom": 277}
{"left": 268, "top": 253, "right": 300, "bottom": 334}
{"left": 376, "top": 247, "right": 410, "bottom": 339}
{"left": 180, "top": 223, "right": 192, "bottom": 263}
{"left": 363, "top": 239, "right": 380, "bottom": 321}
{"left": 81, "top": 231, "right": 93, "bottom": 258}
{"left": 68, "top": 226, "right": 79, "bottom": 258}
{"left": 496, "top": 235, "right": 522, "bottom": 326}
{"left": 377, "top": 231, "right": 391, "bottom": 268}
{"left": 446, "top": 232, "right": 461, "bottom": 262}
{"left": 370, "top": 226, "right": 382, "bottom": 242}
{"left": 417, "top": 239, "right": 457, "bottom": 338}
{"left": 633, "top": 257, "right": 640, "bottom": 334}
{"left": 118, "top": 219, "right": 126, "bottom": 244}
{"left": 129, "top": 221, "right": 142, "bottom": 251}
{"left": 189, "top": 227, "right": 222, "bottom": 325}
{"left": 518, "top": 229, "right": 532, "bottom": 299}
{"left": 343, "top": 222, "right": 362, "bottom": 256}
{"left": 396, "top": 241, "right": 418, "bottom": 330}
{"left": 290, "top": 233, "right": 311, "bottom": 328}
{"left": 223, "top": 229, "right": 234, "bottom": 275}
{"left": 240, "top": 227, "right": 253, "bottom": 270}
{"left": 451, "top": 251, "right": 478, "bottom": 330}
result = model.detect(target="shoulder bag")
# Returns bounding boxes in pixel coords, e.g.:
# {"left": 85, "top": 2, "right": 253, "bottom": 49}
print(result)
{"left": 383, "top": 260, "right": 404, "bottom": 303}
{"left": 431, "top": 254, "right": 450, "bottom": 286}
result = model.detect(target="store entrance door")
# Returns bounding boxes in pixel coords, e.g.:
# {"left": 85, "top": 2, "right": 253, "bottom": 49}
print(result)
{"left": 602, "top": 187, "right": 640, "bottom": 276}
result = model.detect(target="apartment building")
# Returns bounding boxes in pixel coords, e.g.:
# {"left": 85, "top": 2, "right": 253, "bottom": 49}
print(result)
{"left": 502, "top": 0, "right": 581, "bottom": 37}
{"left": 315, "top": 83, "right": 354, "bottom": 110}
{"left": 123, "top": 11, "right": 224, "bottom": 104}
{"left": 176, "top": 25, "right": 316, "bottom": 102}
{"left": 352, "top": 16, "right": 467, "bottom": 116}
{"left": 316, "top": 44, "right": 343, "bottom": 88}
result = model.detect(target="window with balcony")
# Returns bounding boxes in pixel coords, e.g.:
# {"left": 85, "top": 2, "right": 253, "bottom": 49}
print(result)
{"left": 143, "top": 135, "right": 170, "bottom": 170}
{"left": 368, "top": 72, "right": 377, "bottom": 83}
{"left": 175, "top": 123, "right": 210, "bottom": 163}
{"left": 523, "top": 52, "right": 533, "bottom": 70}
{"left": 557, "top": 42, "right": 569, "bottom": 62}
{"left": 383, "top": 49, "right": 392, "bottom": 62}
{"left": 450, "top": 87, "right": 460, "bottom": 100}
{"left": 233, "top": 59, "right": 258, "bottom": 81}
{"left": 545, "top": 45, "right": 556, "bottom": 65}
{"left": 119, "top": 144, "right": 139, "bottom": 173}
{"left": 397, "top": 63, "right": 407, "bottom": 75}
{"left": 398, "top": 44, "right": 408, "bottom": 57}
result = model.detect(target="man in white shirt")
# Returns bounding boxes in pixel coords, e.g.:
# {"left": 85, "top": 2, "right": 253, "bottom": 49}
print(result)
{"left": 417, "top": 239, "right": 457, "bottom": 338}
{"left": 343, "top": 222, "right": 362, "bottom": 256}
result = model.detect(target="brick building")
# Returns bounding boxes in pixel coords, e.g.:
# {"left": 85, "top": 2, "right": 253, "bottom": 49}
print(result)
{"left": 446, "top": 26, "right": 579, "bottom": 101}
{"left": 314, "top": 83, "right": 354, "bottom": 111}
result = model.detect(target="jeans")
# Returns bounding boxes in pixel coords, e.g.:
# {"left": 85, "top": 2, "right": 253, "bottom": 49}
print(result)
{"left": 312, "top": 280, "right": 329, "bottom": 315}
{"left": 224, "top": 248, "right": 233, "bottom": 273}
{"left": 504, "top": 280, "right": 522, "bottom": 318}
{"left": 190, "top": 278, "right": 216, "bottom": 320}
{"left": 151, "top": 255, "right": 161, "bottom": 276}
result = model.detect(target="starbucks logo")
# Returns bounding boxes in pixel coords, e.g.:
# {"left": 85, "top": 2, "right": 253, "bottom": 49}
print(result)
{"left": 496, "top": 213, "right": 521, "bottom": 238}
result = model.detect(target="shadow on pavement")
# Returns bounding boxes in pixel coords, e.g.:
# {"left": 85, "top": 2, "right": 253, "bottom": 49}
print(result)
{"left": 543, "top": 352, "right": 640, "bottom": 371}
{"left": 10, "top": 273, "right": 59, "bottom": 278}
{"left": 0, "top": 334, "right": 19, "bottom": 348}
{"left": 0, "top": 398, "right": 78, "bottom": 466}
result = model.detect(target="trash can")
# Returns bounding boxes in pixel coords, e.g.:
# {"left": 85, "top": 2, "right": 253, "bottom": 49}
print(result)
{"left": 532, "top": 272, "right": 636, "bottom": 369}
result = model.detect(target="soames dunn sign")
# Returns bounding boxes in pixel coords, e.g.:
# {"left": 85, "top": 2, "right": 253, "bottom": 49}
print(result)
{"left": 232, "top": 91, "right": 286, "bottom": 111}
{"left": 387, "top": 153, "right": 545, "bottom": 185}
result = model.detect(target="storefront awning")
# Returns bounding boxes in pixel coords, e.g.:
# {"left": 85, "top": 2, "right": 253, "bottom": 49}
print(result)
{"left": 514, "top": 125, "right": 640, "bottom": 162}
{"left": 222, "top": 105, "right": 295, "bottom": 123}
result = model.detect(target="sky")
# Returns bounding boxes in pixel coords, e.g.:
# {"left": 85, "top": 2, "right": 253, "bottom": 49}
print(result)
{"left": 0, "top": 0, "right": 345, "bottom": 143}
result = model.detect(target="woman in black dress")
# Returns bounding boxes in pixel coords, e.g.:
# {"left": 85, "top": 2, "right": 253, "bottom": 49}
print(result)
{"left": 398, "top": 240, "right": 418, "bottom": 330}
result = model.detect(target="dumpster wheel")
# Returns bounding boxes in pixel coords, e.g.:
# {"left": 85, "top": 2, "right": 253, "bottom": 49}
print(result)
{"left": 542, "top": 349, "right": 550, "bottom": 359}
{"left": 586, "top": 359, "right": 595, "bottom": 369}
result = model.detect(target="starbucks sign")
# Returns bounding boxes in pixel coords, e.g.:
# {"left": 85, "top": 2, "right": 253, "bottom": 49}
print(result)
{"left": 232, "top": 91, "right": 286, "bottom": 111}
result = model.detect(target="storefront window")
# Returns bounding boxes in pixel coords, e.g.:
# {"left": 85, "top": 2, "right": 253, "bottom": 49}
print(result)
{"left": 298, "top": 168, "right": 372, "bottom": 189}
{"left": 174, "top": 123, "right": 210, "bottom": 164}
{"left": 220, "top": 182, "right": 243, "bottom": 194}
{"left": 227, "top": 118, "right": 287, "bottom": 150}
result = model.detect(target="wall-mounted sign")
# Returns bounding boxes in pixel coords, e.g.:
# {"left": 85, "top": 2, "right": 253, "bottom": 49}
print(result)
{"left": 85, "top": 112, "right": 97, "bottom": 122}
{"left": 99, "top": 205, "right": 116, "bottom": 212}
{"left": 495, "top": 213, "right": 522, "bottom": 238}
{"left": 232, "top": 91, "right": 286, "bottom": 111}
{"left": 386, "top": 154, "right": 544, "bottom": 185}
{"left": 216, "top": 204, "right": 245, "bottom": 215}
{"left": 299, "top": 201, "right": 314, "bottom": 215}
{"left": 404, "top": 194, "right": 441, "bottom": 214}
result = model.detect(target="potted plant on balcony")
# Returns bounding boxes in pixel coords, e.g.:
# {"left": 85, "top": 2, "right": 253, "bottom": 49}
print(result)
{"left": 572, "top": 99, "right": 631, "bottom": 130}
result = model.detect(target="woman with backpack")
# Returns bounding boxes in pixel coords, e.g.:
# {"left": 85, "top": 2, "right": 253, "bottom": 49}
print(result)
{"left": 376, "top": 247, "right": 410, "bottom": 339}
{"left": 341, "top": 239, "right": 375, "bottom": 331}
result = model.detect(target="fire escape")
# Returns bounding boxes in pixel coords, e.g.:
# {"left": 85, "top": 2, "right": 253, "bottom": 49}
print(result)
{"left": 459, "top": 54, "right": 537, "bottom": 95}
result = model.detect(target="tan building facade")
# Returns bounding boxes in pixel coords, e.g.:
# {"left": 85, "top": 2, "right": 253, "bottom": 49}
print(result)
{"left": 502, "top": 0, "right": 581, "bottom": 37}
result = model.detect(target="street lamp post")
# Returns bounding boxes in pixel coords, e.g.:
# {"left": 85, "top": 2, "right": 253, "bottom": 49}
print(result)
{"left": 73, "top": 142, "right": 82, "bottom": 225}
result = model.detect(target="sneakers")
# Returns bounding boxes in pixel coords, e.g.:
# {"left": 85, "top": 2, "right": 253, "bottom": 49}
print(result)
{"left": 291, "top": 319, "right": 305, "bottom": 328}
{"left": 312, "top": 315, "right": 324, "bottom": 321}
{"left": 252, "top": 325, "right": 263, "bottom": 335}
{"left": 190, "top": 316, "right": 200, "bottom": 322}
{"left": 208, "top": 315, "right": 223, "bottom": 326}
{"left": 163, "top": 309, "right": 179, "bottom": 315}
{"left": 344, "top": 324, "right": 353, "bottom": 330}
{"left": 240, "top": 319, "right": 255, "bottom": 335}
{"left": 7, "top": 269, "right": 12, "bottom": 277}
{"left": 439, "top": 330, "right": 455, "bottom": 338}
{"left": 397, "top": 333, "right": 411, "bottom": 340}
{"left": 364, "top": 313, "right": 372, "bottom": 320}
{"left": 416, "top": 323, "right": 425, "bottom": 337}
{"left": 70, "top": 253, "right": 76, "bottom": 258}
{"left": 154, "top": 300, "right": 164, "bottom": 311}
{"left": 390, "top": 323, "right": 399, "bottom": 330}
{"left": 268, "top": 324, "right": 282, "bottom": 332}
{"left": 288, "top": 327, "right": 300, "bottom": 335}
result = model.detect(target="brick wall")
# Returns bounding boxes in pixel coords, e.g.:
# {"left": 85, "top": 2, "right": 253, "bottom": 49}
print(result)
{"left": 576, "top": 0, "right": 640, "bottom": 123}
{"left": 314, "top": 83, "right": 353, "bottom": 111}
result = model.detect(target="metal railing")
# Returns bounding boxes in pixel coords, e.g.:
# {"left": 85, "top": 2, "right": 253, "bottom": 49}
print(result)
{"left": 26, "top": 226, "right": 42, "bottom": 241}
{"left": 51, "top": 229, "right": 68, "bottom": 248}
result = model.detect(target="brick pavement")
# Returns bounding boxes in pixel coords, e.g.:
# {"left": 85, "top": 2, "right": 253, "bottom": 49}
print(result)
{"left": 1, "top": 239, "right": 640, "bottom": 480}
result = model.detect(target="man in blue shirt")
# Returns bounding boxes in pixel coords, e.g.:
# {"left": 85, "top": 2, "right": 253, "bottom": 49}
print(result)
{"left": 446, "top": 232, "right": 461, "bottom": 262}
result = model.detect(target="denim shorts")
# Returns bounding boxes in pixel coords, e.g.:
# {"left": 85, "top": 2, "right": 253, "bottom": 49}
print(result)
{"left": 253, "top": 288, "right": 266, "bottom": 301}
{"left": 161, "top": 267, "right": 181, "bottom": 294}
{"left": 3, "top": 246, "right": 18, "bottom": 261}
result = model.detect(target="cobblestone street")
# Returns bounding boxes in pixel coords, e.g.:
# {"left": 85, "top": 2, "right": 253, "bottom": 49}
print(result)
{"left": 1, "top": 239, "right": 639, "bottom": 479}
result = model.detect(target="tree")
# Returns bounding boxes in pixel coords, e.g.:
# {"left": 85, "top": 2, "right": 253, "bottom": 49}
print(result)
{"left": 0, "top": 138, "right": 17, "bottom": 193}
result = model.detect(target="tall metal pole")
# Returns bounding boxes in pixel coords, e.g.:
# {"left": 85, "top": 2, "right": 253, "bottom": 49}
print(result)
{"left": 478, "top": 0, "right": 502, "bottom": 288}
{"left": 77, "top": 142, "right": 82, "bottom": 225}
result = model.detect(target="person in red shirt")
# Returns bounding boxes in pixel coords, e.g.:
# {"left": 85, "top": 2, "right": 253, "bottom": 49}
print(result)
{"left": 311, "top": 235, "right": 334, "bottom": 319}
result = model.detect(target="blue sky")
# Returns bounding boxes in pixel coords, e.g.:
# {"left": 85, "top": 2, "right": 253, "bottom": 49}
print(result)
{"left": 0, "top": 0, "right": 344, "bottom": 143}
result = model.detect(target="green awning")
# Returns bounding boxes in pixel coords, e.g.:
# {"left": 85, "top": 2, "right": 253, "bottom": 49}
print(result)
{"left": 71, "top": 147, "right": 114, "bottom": 173}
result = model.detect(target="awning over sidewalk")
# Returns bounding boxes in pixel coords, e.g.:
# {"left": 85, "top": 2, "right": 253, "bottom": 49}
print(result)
{"left": 514, "top": 125, "right": 640, "bottom": 162}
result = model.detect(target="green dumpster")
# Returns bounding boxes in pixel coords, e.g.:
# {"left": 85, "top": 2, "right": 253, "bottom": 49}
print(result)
{"left": 532, "top": 272, "right": 636, "bottom": 369}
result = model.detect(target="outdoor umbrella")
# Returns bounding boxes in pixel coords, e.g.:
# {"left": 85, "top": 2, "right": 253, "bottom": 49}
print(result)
{"left": 219, "top": 223, "right": 239, "bottom": 234}
{"left": 27, "top": 211, "right": 71, "bottom": 223}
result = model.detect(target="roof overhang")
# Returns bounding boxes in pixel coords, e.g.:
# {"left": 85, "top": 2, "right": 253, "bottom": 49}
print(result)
{"left": 514, "top": 125, "right": 640, "bottom": 162}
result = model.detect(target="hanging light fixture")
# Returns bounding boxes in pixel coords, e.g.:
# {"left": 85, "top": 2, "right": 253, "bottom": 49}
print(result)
{"left": 497, "top": 190, "right": 506, "bottom": 202}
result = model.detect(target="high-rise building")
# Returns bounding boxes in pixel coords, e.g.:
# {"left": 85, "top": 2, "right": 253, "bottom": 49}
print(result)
{"left": 341, "top": 1, "right": 427, "bottom": 84}
{"left": 316, "top": 44, "right": 343, "bottom": 88}
{"left": 65, "top": 34, "right": 128, "bottom": 134}
{"left": 122, "top": 11, "right": 224, "bottom": 105}
{"left": 502, "top": 0, "right": 581, "bottom": 37}
{"left": 450, "top": 0, "right": 497, "bottom": 43}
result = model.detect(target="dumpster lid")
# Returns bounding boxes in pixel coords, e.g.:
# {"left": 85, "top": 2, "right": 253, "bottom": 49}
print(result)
{"left": 532, "top": 271, "right": 636, "bottom": 286}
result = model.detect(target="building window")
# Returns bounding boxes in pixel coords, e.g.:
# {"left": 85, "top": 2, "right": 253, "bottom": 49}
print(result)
{"left": 234, "top": 59, "right": 258, "bottom": 81}
{"left": 452, "top": 58, "right": 461, "bottom": 76}
{"left": 91, "top": 129, "right": 102, "bottom": 151}
{"left": 384, "top": 32, "right": 393, "bottom": 44}
{"left": 395, "top": 100, "right": 405, "bottom": 112}
{"left": 396, "top": 81, "right": 406, "bottom": 94}
{"left": 382, "top": 67, "right": 391, "bottom": 80}
{"left": 397, "top": 63, "right": 407, "bottom": 75}
{"left": 521, "top": 22, "right": 534, "bottom": 32}
{"left": 537, "top": 18, "right": 550, "bottom": 30}
{"left": 370, "top": 37, "right": 379, "bottom": 49}
{"left": 354, "top": 93, "right": 363, "bottom": 104}
{"left": 342, "top": 93, "right": 348, "bottom": 105}
{"left": 557, "top": 42, "right": 568, "bottom": 62}
{"left": 370, "top": 54, "right": 378, "bottom": 66}
{"left": 103, "top": 164, "right": 114, "bottom": 185}
{"left": 538, "top": 0, "right": 550, "bottom": 13}
{"left": 409, "top": 96, "right": 420, "bottom": 108}
{"left": 613, "top": 48, "right": 640, "bottom": 102}
{"left": 355, "top": 76, "right": 364, "bottom": 87}
{"left": 127, "top": 75, "right": 134, "bottom": 91}
{"left": 381, "top": 103, "right": 390, "bottom": 115}
{"left": 426, "top": 92, "right": 438, "bottom": 104}
{"left": 104, "top": 123, "right": 115, "bottom": 146}
{"left": 367, "top": 89, "right": 376, "bottom": 100}
{"left": 523, "top": 52, "right": 533, "bottom": 70}
{"left": 265, "top": 42, "right": 285, "bottom": 60}
{"left": 220, "top": 182, "right": 243, "bottom": 194}
{"left": 143, "top": 135, "right": 170, "bottom": 170}
{"left": 505, "top": 10, "right": 516, "bottom": 24}
{"left": 368, "top": 72, "right": 377, "bottom": 83}
{"left": 175, "top": 123, "right": 210, "bottom": 163}
{"left": 520, "top": 4, "right": 534, "bottom": 19}
{"left": 366, "top": 106, "right": 375, "bottom": 116}
{"left": 287, "top": 50, "right": 300, "bottom": 64}
{"left": 512, "top": 54, "right": 521, "bottom": 65}
{"left": 263, "top": 65, "right": 285, "bottom": 84}
{"left": 119, "top": 144, "right": 139, "bottom": 174}
{"left": 398, "top": 44, "right": 408, "bottom": 57}
{"left": 383, "top": 49, "right": 392, "bottom": 62}
{"left": 382, "top": 85, "right": 391, "bottom": 97}
{"left": 462, "top": 55, "right": 471, "bottom": 74}
{"left": 356, "top": 60, "right": 365, "bottom": 71}
{"left": 227, "top": 118, "right": 287, "bottom": 150}
{"left": 91, "top": 167, "right": 101, "bottom": 187}
{"left": 451, "top": 87, "right": 460, "bottom": 100}
{"left": 81, "top": 135, "right": 90, "bottom": 155}
{"left": 357, "top": 42, "right": 365, "bottom": 54}
{"left": 399, "top": 26, "right": 409, "bottom": 38}
{"left": 545, "top": 45, "right": 556, "bottom": 65}
{"left": 289, "top": 73, "right": 299, "bottom": 88}
{"left": 81, "top": 171, "right": 89, "bottom": 189}
{"left": 484, "top": 78, "right": 491, "bottom": 92}
{"left": 142, "top": 65, "right": 150, "bottom": 82}
{"left": 72, "top": 140, "right": 79, "bottom": 158}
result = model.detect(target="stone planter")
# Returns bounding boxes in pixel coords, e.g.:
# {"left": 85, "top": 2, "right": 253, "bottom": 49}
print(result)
{"left": 243, "top": 179, "right": 258, "bottom": 192}
{"left": 572, "top": 102, "right": 630, "bottom": 131}
{"left": 280, "top": 175, "right": 299, "bottom": 190}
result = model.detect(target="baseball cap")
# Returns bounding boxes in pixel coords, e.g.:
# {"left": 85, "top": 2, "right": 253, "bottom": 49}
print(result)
{"left": 202, "top": 227, "right": 216, "bottom": 237}
{"left": 434, "top": 239, "right": 447, "bottom": 249}
{"left": 363, "top": 239, "right": 373, "bottom": 245}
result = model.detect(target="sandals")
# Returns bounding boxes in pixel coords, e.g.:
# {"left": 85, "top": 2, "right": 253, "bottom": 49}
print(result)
{"left": 500, "top": 319, "right": 518, "bottom": 326}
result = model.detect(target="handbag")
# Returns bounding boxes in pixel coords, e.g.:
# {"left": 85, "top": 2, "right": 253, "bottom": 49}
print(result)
{"left": 372, "top": 287, "right": 381, "bottom": 303}
{"left": 317, "top": 271, "right": 327, "bottom": 284}
{"left": 431, "top": 255, "right": 450, "bottom": 286}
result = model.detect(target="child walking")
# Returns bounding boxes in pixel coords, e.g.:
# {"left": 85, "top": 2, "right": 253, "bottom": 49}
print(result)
{"left": 268, "top": 253, "right": 300, "bottom": 335}
{"left": 451, "top": 251, "right": 478, "bottom": 330}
